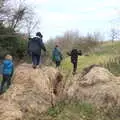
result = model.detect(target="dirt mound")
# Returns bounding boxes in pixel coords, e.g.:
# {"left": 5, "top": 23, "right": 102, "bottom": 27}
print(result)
{"left": 0, "top": 63, "right": 63, "bottom": 120}
{"left": 67, "top": 65, "right": 120, "bottom": 108}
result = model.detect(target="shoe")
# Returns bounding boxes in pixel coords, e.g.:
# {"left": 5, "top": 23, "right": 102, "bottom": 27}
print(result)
{"left": 32, "top": 65, "right": 37, "bottom": 69}
{"left": 37, "top": 65, "right": 41, "bottom": 68}
{"left": 72, "top": 72, "right": 76, "bottom": 75}
{"left": 0, "top": 91, "right": 3, "bottom": 95}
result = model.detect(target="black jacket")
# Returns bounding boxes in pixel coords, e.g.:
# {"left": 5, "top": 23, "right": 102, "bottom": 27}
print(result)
{"left": 67, "top": 49, "right": 82, "bottom": 63}
{"left": 28, "top": 37, "right": 46, "bottom": 55}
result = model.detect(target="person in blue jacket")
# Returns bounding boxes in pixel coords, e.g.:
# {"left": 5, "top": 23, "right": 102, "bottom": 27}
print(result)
{"left": 28, "top": 32, "right": 46, "bottom": 69}
{"left": 0, "top": 54, "right": 14, "bottom": 93}
{"left": 52, "top": 45, "right": 63, "bottom": 67}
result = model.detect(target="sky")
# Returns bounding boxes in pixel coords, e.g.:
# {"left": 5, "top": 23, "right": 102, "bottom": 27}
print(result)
{"left": 26, "top": 0, "right": 120, "bottom": 41}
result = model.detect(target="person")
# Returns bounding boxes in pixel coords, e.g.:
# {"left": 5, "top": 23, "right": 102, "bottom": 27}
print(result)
{"left": 67, "top": 49, "right": 82, "bottom": 75}
{"left": 0, "top": 54, "right": 14, "bottom": 94}
{"left": 28, "top": 32, "right": 46, "bottom": 69}
{"left": 52, "top": 45, "right": 63, "bottom": 67}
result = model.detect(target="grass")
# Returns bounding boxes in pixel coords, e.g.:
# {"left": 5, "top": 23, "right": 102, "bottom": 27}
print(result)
{"left": 51, "top": 41, "right": 120, "bottom": 120}
{"left": 2, "top": 41, "right": 120, "bottom": 120}
{"left": 14, "top": 41, "right": 120, "bottom": 120}
{"left": 39, "top": 100, "right": 120, "bottom": 120}
{"left": 62, "top": 55, "right": 111, "bottom": 72}
{"left": 40, "top": 101, "right": 101, "bottom": 120}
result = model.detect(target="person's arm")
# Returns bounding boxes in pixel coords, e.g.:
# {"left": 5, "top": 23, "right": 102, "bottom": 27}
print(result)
{"left": 27, "top": 40, "right": 31, "bottom": 55}
{"left": 59, "top": 50, "right": 63, "bottom": 60}
{"left": 78, "top": 50, "right": 82, "bottom": 56}
{"left": 40, "top": 39, "right": 46, "bottom": 52}
{"left": 10, "top": 63, "right": 14, "bottom": 77}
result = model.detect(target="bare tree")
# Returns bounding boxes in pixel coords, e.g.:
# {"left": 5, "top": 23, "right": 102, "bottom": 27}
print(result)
{"left": 25, "top": 13, "right": 40, "bottom": 38}
{"left": 0, "top": 0, "right": 36, "bottom": 31}
{"left": 110, "top": 28, "right": 119, "bottom": 43}
{"left": 0, "top": 0, "right": 9, "bottom": 22}
{"left": 8, "top": 0, "right": 29, "bottom": 29}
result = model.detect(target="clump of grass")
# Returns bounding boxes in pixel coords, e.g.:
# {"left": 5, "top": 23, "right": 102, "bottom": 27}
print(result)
{"left": 41, "top": 100, "right": 103, "bottom": 120}
{"left": 102, "top": 56, "right": 120, "bottom": 76}
{"left": 39, "top": 100, "right": 120, "bottom": 120}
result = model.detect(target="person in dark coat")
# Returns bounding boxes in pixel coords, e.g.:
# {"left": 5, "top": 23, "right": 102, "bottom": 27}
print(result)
{"left": 28, "top": 32, "right": 46, "bottom": 69}
{"left": 52, "top": 45, "right": 63, "bottom": 67}
{"left": 67, "top": 49, "right": 82, "bottom": 75}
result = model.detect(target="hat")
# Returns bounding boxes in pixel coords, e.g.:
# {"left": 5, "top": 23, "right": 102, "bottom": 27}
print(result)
{"left": 36, "top": 32, "right": 43, "bottom": 38}
{"left": 55, "top": 45, "right": 59, "bottom": 47}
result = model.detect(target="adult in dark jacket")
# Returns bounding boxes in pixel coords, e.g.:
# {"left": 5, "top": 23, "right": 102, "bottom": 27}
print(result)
{"left": 67, "top": 49, "right": 82, "bottom": 75}
{"left": 28, "top": 32, "right": 46, "bottom": 69}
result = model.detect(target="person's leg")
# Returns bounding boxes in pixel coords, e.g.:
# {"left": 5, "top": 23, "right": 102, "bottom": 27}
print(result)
{"left": 0, "top": 75, "right": 7, "bottom": 93}
{"left": 73, "top": 62, "right": 77, "bottom": 75}
{"left": 6, "top": 75, "right": 11, "bottom": 89}
{"left": 58, "top": 61, "right": 61, "bottom": 67}
{"left": 36, "top": 54, "right": 40, "bottom": 66}
{"left": 56, "top": 61, "right": 60, "bottom": 67}
{"left": 55, "top": 61, "right": 58, "bottom": 67}
{"left": 32, "top": 53, "right": 37, "bottom": 68}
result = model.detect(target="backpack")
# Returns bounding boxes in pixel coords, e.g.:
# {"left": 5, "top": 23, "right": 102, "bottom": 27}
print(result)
{"left": 52, "top": 48, "right": 62, "bottom": 62}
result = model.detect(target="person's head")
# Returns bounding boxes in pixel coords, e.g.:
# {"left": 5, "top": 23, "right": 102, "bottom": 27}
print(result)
{"left": 5, "top": 54, "right": 13, "bottom": 61}
{"left": 36, "top": 32, "right": 43, "bottom": 38}
{"left": 29, "top": 38, "right": 32, "bottom": 41}
{"left": 55, "top": 45, "right": 59, "bottom": 48}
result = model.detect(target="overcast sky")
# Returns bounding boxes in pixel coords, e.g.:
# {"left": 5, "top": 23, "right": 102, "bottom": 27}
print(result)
{"left": 25, "top": 0, "right": 120, "bottom": 41}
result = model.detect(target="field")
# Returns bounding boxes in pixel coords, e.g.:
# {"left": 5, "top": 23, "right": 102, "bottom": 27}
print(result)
{"left": 40, "top": 41, "right": 120, "bottom": 120}
{"left": 1, "top": 41, "right": 120, "bottom": 120}
{"left": 62, "top": 41, "right": 120, "bottom": 76}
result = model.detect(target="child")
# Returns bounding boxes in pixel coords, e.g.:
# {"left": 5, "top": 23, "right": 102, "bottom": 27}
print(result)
{"left": 67, "top": 49, "right": 82, "bottom": 75}
{"left": 52, "top": 45, "right": 63, "bottom": 67}
{"left": 0, "top": 54, "right": 14, "bottom": 93}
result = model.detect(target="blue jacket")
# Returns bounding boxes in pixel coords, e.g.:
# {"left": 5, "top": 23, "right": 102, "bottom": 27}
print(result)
{"left": 28, "top": 37, "right": 46, "bottom": 55}
{"left": 52, "top": 48, "right": 62, "bottom": 62}
{"left": 3, "top": 60, "right": 14, "bottom": 75}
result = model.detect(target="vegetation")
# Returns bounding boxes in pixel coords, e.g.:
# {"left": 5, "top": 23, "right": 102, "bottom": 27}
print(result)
{"left": 0, "top": 25, "right": 27, "bottom": 59}
{"left": 38, "top": 100, "right": 120, "bottom": 120}
{"left": 46, "top": 31, "right": 100, "bottom": 58}
{"left": 61, "top": 41, "right": 120, "bottom": 76}
{"left": 0, "top": 1, "right": 120, "bottom": 120}
{"left": 35, "top": 41, "right": 120, "bottom": 120}
{"left": 0, "top": 0, "right": 40, "bottom": 61}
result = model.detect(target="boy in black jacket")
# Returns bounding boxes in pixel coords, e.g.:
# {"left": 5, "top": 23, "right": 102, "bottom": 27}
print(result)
{"left": 67, "top": 49, "right": 82, "bottom": 75}
{"left": 28, "top": 32, "right": 46, "bottom": 69}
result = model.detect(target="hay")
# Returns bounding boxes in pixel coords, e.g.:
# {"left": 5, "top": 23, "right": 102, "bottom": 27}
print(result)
{"left": 0, "top": 63, "right": 63, "bottom": 120}
{"left": 67, "top": 66, "right": 120, "bottom": 108}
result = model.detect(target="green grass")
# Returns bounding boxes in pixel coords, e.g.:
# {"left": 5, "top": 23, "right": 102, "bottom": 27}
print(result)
{"left": 62, "top": 55, "right": 111, "bottom": 72}
{"left": 5, "top": 41, "right": 120, "bottom": 120}
{"left": 39, "top": 100, "right": 120, "bottom": 120}
{"left": 40, "top": 101, "right": 101, "bottom": 120}
{"left": 94, "top": 41, "right": 120, "bottom": 55}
